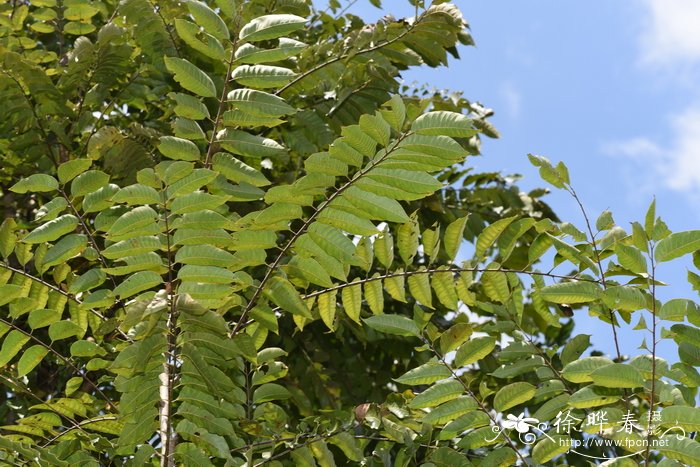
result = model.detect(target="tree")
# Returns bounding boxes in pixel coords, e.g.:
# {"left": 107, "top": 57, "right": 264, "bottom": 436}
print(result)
{"left": 1, "top": 1, "right": 699, "bottom": 465}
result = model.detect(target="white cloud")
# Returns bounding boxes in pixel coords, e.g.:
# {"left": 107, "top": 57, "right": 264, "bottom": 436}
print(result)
{"left": 641, "top": 0, "right": 700, "bottom": 66}
{"left": 603, "top": 106, "right": 700, "bottom": 194}
{"left": 499, "top": 82, "right": 521, "bottom": 119}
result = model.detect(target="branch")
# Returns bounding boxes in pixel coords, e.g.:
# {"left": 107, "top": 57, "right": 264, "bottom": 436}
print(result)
{"left": 0, "top": 317, "right": 113, "bottom": 408}
{"left": 41, "top": 416, "right": 118, "bottom": 447}
{"left": 159, "top": 200, "right": 177, "bottom": 467}
{"left": 233, "top": 266, "right": 598, "bottom": 333}
{"left": 0, "top": 374, "right": 90, "bottom": 442}
{"left": 275, "top": 12, "right": 422, "bottom": 97}
{"left": 424, "top": 336, "right": 529, "bottom": 465}
{"left": 204, "top": 36, "right": 241, "bottom": 168}
{"left": 566, "top": 185, "right": 622, "bottom": 362}
{"left": 644, "top": 239, "right": 659, "bottom": 464}
{"left": 0, "top": 262, "right": 132, "bottom": 342}
{"left": 231, "top": 132, "right": 413, "bottom": 336}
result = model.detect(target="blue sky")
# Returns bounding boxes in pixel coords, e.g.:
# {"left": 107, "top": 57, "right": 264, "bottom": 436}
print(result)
{"left": 341, "top": 1, "right": 700, "bottom": 359}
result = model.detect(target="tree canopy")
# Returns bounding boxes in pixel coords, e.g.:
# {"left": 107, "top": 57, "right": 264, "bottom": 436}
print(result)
{"left": 1, "top": 1, "right": 699, "bottom": 465}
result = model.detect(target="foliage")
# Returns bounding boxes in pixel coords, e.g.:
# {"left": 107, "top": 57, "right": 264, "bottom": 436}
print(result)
{"left": 1, "top": 1, "right": 699, "bottom": 465}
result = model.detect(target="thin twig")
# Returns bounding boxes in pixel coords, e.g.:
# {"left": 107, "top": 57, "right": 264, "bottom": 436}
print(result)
{"left": 644, "top": 239, "right": 658, "bottom": 465}
{"left": 0, "top": 262, "right": 132, "bottom": 342}
{"left": 231, "top": 132, "right": 413, "bottom": 335}
{"left": 424, "top": 337, "right": 529, "bottom": 465}
{"left": 204, "top": 34, "right": 241, "bottom": 168}
{"left": 566, "top": 186, "right": 623, "bottom": 362}
{"left": 275, "top": 12, "right": 423, "bottom": 96}
{"left": 0, "top": 317, "right": 113, "bottom": 408}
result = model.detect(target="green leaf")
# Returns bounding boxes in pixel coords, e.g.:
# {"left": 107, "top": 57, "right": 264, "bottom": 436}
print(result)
{"left": 421, "top": 397, "right": 478, "bottom": 425}
{"left": 234, "top": 38, "right": 306, "bottom": 64}
{"left": 364, "top": 314, "right": 419, "bottom": 337}
{"left": 158, "top": 136, "right": 200, "bottom": 161}
{"left": 107, "top": 206, "right": 159, "bottom": 239}
{"left": 231, "top": 65, "right": 296, "bottom": 89}
{"left": 384, "top": 270, "right": 406, "bottom": 302}
{"left": 360, "top": 168, "right": 442, "bottom": 200}
{"left": 616, "top": 243, "right": 647, "bottom": 274}
{"left": 317, "top": 291, "right": 336, "bottom": 331}
{"left": 23, "top": 214, "right": 78, "bottom": 244}
{"left": 71, "top": 170, "right": 110, "bottom": 197}
{"left": 568, "top": 385, "right": 621, "bottom": 408}
{"left": 660, "top": 298, "right": 699, "bottom": 322}
{"left": 0, "top": 219, "right": 16, "bottom": 259}
{"left": 590, "top": 363, "right": 644, "bottom": 388}
{"left": 10, "top": 174, "right": 58, "bottom": 193}
{"left": 600, "top": 285, "right": 647, "bottom": 311}
{"left": 397, "top": 218, "right": 420, "bottom": 263}
{"left": 363, "top": 274, "right": 384, "bottom": 314}
{"left": 439, "top": 412, "right": 491, "bottom": 440}
{"left": 454, "top": 336, "right": 497, "bottom": 367}
{"left": 531, "top": 435, "right": 570, "bottom": 464}
{"left": 48, "top": 320, "right": 84, "bottom": 341}
{"left": 329, "top": 432, "right": 363, "bottom": 463}
{"left": 658, "top": 435, "right": 700, "bottom": 466}
{"left": 264, "top": 276, "right": 312, "bottom": 318}
{"left": 359, "top": 113, "right": 391, "bottom": 147}
{"left": 407, "top": 269, "right": 433, "bottom": 309}
{"left": 562, "top": 356, "right": 614, "bottom": 383}
{"left": 42, "top": 234, "right": 87, "bottom": 267}
{"left": 171, "top": 192, "right": 228, "bottom": 215}
{"left": 16, "top": 345, "right": 49, "bottom": 376}
{"left": 596, "top": 209, "right": 615, "bottom": 231}
{"left": 444, "top": 216, "right": 468, "bottom": 261}
{"left": 395, "top": 362, "right": 451, "bottom": 386}
{"left": 655, "top": 230, "right": 700, "bottom": 262}
{"left": 539, "top": 281, "right": 600, "bottom": 304}
{"left": 113, "top": 184, "right": 162, "bottom": 205}
{"left": 253, "top": 383, "right": 291, "bottom": 403}
{"left": 374, "top": 230, "right": 394, "bottom": 268}
{"left": 218, "top": 129, "right": 287, "bottom": 158}
{"left": 475, "top": 216, "right": 517, "bottom": 260}
{"left": 178, "top": 265, "right": 235, "bottom": 284}
{"left": 671, "top": 323, "right": 700, "bottom": 348}
{"left": 57, "top": 159, "right": 92, "bottom": 184}
{"left": 409, "top": 380, "right": 463, "bottom": 409}
{"left": 239, "top": 14, "right": 307, "bottom": 42}
{"left": 164, "top": 56, "right": 217, "bottom": 98}
{"left": 481, "top": 264, "right": 510, "bottom": 303}
{"left": 166, "top": 169, "right": 217, "bottom": 198}
{"left": 103, "top": 236, "right": 161, "bottom": 260}
{"left": 70, "top": 340, "right": 106, "bottom": 357}
{"left": 227, "top": 88, "right": 296, "bottom": 117}
{"left": 411, "top": 111, "right": 477, "bottom": 138}
{"left": 28, "top": 309, "right": 61, "bottom": 329}
{"left": 439, "top": 322, "right": 471, "bottom": 354}
{"left": 433, "top": 270, "right": 459, "bottom": 310}
{"left": 170, "top": 92, "right": 210, "bottom": 120}
{"left": 317, "top": 208, "right": 377, "bottom": 236}
{"left": 560, "top": 334, "right": 590, "bottom": 366}
{"left": 213, "top": 153, "right": 270, "bottom": 187}
{"left": 69, "top": 268, "right": 106, "bottom": 293}
{"left": 341, "top": 282, "right": 362, "bottom": 324}
{"left": 659, "top": 406, "right": 700, "bottom": 432}
{"left": 113, "top": 271, "right": 163, "bottom": 299}
{"left": 187, "top": 0, "right": 229, "bottom": 40}
{"left": 175, "top": 245, "right": 234, "bottom": 267}
{"left": 493, "top": 382, "right": 536, "bottom": 412}
{"left": 0, "top": 330, "right": 30, "bottom": 367}
{"left": 288, "top": 256, "right": 333, "bottom": 288}
{"left": 175, "top": 19, "right": 226, "bottom": 61}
